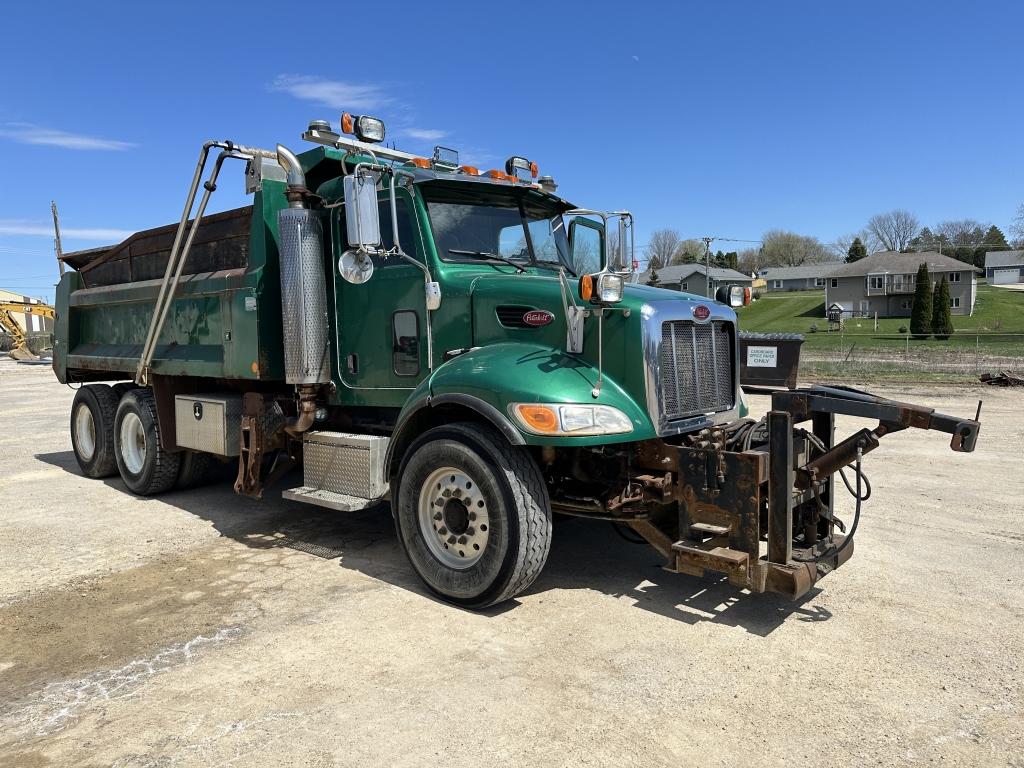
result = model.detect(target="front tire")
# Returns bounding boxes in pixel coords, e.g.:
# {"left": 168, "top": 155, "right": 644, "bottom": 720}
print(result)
{"left": 70, "top": 384, "right": 120, "bottom": 478}
{"left": 394, "top": 422, "right": 552, "bottom": 609}
{"left": 113, "top": 389, "right": 180, "bottom": 496}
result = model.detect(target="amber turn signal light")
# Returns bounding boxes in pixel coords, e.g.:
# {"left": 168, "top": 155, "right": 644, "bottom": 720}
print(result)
{"left": 514, "top": 404, "right": 559, "bottom": 434}
{"left": 579, "top": 274, "right": 594, "bottom": 301}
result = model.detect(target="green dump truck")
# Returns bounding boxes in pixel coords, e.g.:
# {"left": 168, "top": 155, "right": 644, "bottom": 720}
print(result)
{"left": 53, "top": 113, "right": 981, "bottom": 608}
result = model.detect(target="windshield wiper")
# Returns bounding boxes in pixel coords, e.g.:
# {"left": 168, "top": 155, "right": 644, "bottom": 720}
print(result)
{"left": 534, "top": 260, "right": 575, "bottom": 277}
{"left": 448, "top": 249, "right": 526, "bottom": 273}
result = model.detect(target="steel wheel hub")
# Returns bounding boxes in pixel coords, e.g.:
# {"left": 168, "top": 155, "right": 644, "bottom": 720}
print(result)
{"left": 74, "top": 404, "right": 96, "bottom": 461}
{"left": 418, "top": 467, "right": 490, "bottom": 569}
{"left": 119, "top": 411, "right": 146, "bottom": 475}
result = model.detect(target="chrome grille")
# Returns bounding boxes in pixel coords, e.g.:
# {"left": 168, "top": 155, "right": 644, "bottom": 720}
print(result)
{"left": 659, "top": 320, "right": 734, "bottom": 420}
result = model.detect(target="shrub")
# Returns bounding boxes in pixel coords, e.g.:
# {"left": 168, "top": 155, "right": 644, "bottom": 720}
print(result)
{"left": 932, "top": 274, "right": 954, "bottom": 340}
{"left": 809, "top": 323, "right": 818, "bottom": 333}
{"left": 910, "top": 263, "right": 932, "bottom": 339}
{"left": 898, "top": 325, "right": 908, "bottom": 334}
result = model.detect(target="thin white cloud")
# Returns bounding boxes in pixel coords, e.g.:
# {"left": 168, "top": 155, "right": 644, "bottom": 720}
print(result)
{"left": 269, "top": 75, "right": 391, "bottom": 111}
{"left": 0, "top": 123, "right": 136, "bottom": 151}
{"left": 404, "top": 128, "right": 447, "bottom": 141}
{"left": 0, "top": 221, "right": 133, "bottom": 241}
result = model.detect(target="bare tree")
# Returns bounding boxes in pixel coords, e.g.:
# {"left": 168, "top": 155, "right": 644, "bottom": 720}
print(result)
{"left": 736, "top": 247, "right": 764, "bottom": 274}
{"left": 645, "top": 229, "right": 681, "bottom": 270}
{"left": 1008, "top": 204, "right": 1023, "bottom": 247}
{"left": 866, "top": 209, "right": 919, "bottom": 252}
{"left": 670, "top": 239, "right": 706, "bottom": 265}
{"left": 760, "top": 229, "right": 830, "bottom": 267}
{"left": 830, "top": 230, "right": 878, "bottom": 258}
{"left": 934, "top": 218, "right": 987, "bottom": 248}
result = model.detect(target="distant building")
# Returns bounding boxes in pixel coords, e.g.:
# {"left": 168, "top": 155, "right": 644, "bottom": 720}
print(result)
{"left": 638, "top": 263, "right": 755, "bottom": 298}
{"left": 984, "top": 250, "right": 1024, "bottom": 285}
{"left": 824, "top": 252, "right": 976, "bottom": 317}
{"left": 759, "top": 264, "right": 839, "bottom": 292}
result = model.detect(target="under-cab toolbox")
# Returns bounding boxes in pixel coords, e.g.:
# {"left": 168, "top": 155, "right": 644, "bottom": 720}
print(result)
{"left": 282, "top": 431, "right": 390, "bottom": 511}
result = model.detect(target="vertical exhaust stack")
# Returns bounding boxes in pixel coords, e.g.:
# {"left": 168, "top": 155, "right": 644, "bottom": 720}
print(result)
{"left": 276, "top": 144, "right": 330, "bottom": 387}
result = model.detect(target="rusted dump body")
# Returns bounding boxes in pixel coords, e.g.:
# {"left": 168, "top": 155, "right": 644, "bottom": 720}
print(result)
{"left": 53, "top": 197, "right": 286, "bottom": 385}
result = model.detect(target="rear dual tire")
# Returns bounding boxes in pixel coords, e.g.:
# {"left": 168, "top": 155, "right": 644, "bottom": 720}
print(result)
{"left": 70, "top": 384, "right": 120, "bottom": 478}
{"left": 113, "top": 389, "right": 181, "bottom": 496}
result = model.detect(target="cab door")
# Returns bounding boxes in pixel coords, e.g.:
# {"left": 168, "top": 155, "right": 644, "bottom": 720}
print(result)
{"left": 332, "top": 188, "right": 428, "bottom": 403}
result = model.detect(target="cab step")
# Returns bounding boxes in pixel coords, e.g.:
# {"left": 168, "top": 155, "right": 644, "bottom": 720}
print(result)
{"left": 281, "top": 486, "right": 382, "bottom": 512}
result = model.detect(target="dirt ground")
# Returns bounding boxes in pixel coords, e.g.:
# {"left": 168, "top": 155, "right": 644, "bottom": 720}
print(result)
{"left": 0, "top": 357, "right": 1021, "bottom": 767}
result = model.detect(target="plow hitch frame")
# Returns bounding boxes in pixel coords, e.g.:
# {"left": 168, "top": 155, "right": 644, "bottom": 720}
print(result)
{"left": 638, "top": 385, "right": 981, "bottom": 601}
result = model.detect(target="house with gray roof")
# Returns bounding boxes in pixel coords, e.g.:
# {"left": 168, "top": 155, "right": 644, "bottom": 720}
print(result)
{"left": 824, "top": 251, "right": 976, "bottom": 317}
{"left": 638, "top": 263, "right": 755, "bottom": 298}
{"left": 759, "top": 263, "right": 840, "bottom": 292}
{"left": 984, "top": 250, "right": 1024, "bottom": 285}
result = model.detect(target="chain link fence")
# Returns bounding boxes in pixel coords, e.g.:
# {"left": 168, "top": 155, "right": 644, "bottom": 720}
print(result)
{"left": 799, "top": 332, "right": 1024, "bottom": 380}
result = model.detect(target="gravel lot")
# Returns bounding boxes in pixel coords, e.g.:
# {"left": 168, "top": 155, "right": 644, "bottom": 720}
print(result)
{"left": 1, "top": 357, "right": 1021, "bottom": 767}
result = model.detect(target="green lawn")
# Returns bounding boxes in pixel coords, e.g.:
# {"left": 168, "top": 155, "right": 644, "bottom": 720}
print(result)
{"left": 736, "top": 282, "right": 1024, "bottom": 354}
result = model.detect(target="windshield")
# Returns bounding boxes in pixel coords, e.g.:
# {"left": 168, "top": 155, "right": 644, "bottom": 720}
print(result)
{"left": 423, "top": 185, "right": 573, "bottom": 273}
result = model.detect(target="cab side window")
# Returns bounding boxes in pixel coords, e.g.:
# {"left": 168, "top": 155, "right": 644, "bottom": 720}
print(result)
{"left": 334, "top": 196, "right": 419, "bottom": 269}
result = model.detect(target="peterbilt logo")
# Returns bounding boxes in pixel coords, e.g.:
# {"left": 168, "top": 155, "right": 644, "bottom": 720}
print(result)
{"left": 523, "top": 310, "right": 554, "bottom": 327}
{"left": 692, "top": 304, "right": 711, "bottom": 323}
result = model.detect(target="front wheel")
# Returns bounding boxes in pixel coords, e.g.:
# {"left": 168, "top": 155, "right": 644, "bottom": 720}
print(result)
{"left": 394, "top": 422, "right": 552, "bottom": 609}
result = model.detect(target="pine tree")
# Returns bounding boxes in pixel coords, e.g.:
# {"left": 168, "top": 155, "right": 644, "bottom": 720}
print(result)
{"left": 648, "top": 266, "right": 661, "bottom": 287}
{"left": 910, "top": 262, "right": 933, "bottom": 339}
{"left": 974, "top": 225, "right": 1011, "bottom": 268}
{"left": 846, "top": 237, "right": 868, "bottom": 263}
{"left": 932, "top": 274, "right": 954, "bottom": 339}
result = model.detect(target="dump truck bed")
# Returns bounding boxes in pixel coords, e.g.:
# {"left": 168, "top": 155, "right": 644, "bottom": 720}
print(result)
{"left": 53, "top": 197, "right": 288, "bottom": 384}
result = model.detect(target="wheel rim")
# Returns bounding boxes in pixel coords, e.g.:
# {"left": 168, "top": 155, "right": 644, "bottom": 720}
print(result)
{"left": 73, "top": 403, "right": 96, "bottom": 461}
{"left": 119, "top": 411, "right": 146, "bottom": 475}
{"left": 418, "top": 466, "right": 491, "bottom": 569}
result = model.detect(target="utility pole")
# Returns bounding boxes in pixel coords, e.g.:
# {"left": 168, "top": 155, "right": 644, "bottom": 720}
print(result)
{"left": 51, "top": 201, "right": 65, "bottom": 276}
{"left": 702, "top": 236, "right": 714, "bottom": 298}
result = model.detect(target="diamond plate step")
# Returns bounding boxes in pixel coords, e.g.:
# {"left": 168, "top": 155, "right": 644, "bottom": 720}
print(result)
{"left": 282, "top": 486, "right": 382, "bottom": 512}
{"left": 671, "top": 541, "right": 749, "bottom": 574}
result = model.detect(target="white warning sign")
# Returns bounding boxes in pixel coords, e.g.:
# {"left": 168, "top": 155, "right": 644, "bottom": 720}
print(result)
{"left": 746, "top": 345, "right": 777, "bottom": 368}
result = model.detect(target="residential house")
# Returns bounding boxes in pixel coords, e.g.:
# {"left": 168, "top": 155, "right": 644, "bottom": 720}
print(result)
{"left": 984, "top": 250, "right": 1024, "bottom": 285}
{"left": 638, "top": 263, "right": 755, "bottom": 298}
{"left": 823, "top": 251, "right": 976, "bottom": 317}
{"left": 759, "top": 264, "right": 839, "bottom": 292}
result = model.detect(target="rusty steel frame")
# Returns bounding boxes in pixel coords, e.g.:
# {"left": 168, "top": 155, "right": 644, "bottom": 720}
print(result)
{"left": 622, "top": 385, "right": 981, "bottom": 600}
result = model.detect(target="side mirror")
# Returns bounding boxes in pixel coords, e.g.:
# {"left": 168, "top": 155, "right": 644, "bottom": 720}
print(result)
{"left": 715, "top": 284, "right": 751, "bottom": 308}
{"left": 616, "top": 217, "right": 629, "bottom": 272}
{"left": 569, "top": 217, "right": 604, "bottom": 275}
{"left": 343, "top": 169, "right": 381, "bottom": 249}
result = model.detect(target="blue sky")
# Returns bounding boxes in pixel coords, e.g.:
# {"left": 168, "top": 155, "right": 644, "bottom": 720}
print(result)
{"left": 2, "top": 0, "right": 1022, "bottom": 301}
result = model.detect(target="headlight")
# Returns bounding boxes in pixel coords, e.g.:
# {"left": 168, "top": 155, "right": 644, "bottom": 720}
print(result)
{"left": 596, "top": 273, "right": 624, "bottom": 303}
{"left": 510, "top": 403, "right": 634, "bottom": 436}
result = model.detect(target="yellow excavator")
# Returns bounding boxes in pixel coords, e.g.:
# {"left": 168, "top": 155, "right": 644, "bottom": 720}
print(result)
{"left": 1, "top": 301, "right": 55, "bottom": 360}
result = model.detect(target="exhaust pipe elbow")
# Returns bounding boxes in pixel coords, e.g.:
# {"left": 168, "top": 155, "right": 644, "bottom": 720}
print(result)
{"left": 276, "top": 144, "right": 306, "bottom": 189}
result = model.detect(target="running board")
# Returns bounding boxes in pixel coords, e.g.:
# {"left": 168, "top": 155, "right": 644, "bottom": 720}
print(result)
{"left": 281, "top": 486, "right": 383, "bottom": 512}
